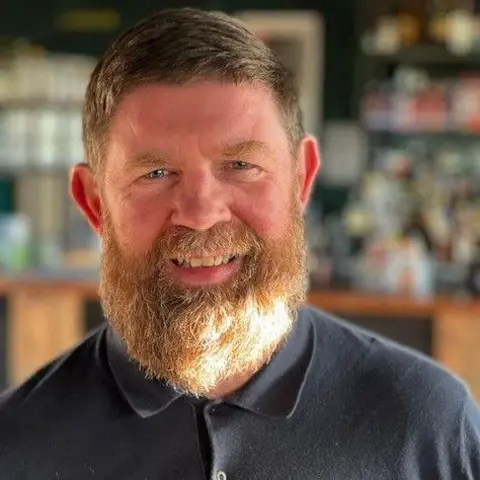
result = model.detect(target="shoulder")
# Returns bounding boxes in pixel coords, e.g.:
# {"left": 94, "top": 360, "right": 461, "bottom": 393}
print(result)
{"left": 300, "top": 304, "right": 469, "bottom": 400}
{"left": 0, "top": 325, "right": 109, "bottom": 415}
{"left": 0, "top": 325, "right": 122, "bottom": 475}
{"left": 300, "top": 305, "right": 480, "bottom": 477}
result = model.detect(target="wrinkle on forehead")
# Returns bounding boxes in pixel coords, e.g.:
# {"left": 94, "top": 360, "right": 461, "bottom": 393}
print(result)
{"left": 105, "top": 80, "right": 290, "bottom": 170}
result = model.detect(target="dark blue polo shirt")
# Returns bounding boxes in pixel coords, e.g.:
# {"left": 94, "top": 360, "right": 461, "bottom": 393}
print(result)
{"left": 1, "top": 306, "right": 479, "bottom": 479}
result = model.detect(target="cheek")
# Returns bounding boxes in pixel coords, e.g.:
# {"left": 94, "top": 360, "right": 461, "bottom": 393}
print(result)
{"left": 107, "top": 189, "right": 170, "bottom": 253}
{"left": 234, "top": 181, "right": 293, "bottom": 241}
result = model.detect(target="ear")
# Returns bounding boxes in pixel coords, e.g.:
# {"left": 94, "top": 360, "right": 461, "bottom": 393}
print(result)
{"left": 296, "top": 135, "right": 320, "bottom": 211}
{"left": 70, "top": 163, "right": 103, "bottom": 235}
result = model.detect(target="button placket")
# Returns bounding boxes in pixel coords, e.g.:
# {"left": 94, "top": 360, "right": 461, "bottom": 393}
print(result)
{"left": 205, "top": 402, "right": 228, "bottom": 480}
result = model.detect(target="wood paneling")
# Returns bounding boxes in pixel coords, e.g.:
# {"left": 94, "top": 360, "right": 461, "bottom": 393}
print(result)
{"left": 434, "top": 302, "right": 480, "bottom": 399}
{"left": 7, "top": 287, "right": 84, "bottom": 385}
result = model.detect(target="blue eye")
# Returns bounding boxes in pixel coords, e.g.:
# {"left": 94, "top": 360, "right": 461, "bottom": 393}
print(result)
{"left": 145, "top": 168, "right": 169, "bottom": 179}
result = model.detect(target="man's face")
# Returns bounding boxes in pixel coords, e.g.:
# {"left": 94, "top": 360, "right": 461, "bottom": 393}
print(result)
{"left": 73, "top": 81, "right": 319, "bottom": 396}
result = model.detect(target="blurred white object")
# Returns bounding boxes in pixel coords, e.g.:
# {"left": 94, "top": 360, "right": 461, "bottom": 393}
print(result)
{"left": 393, "top": 67, "right": 429, "bottom": 92}
{"left": 321, "top": 122, "right": 367, "bottom": 185}
{"left": 363, "top": 172, "right": 409, "bottom": 238}
{"left": 0, "top": 214, "right": 32, "bottom": 271}
{"left": 236, "top": 10, "right": 324, "bottom": 138}
{"left": 375, "top": 16, "right": 400, "bottom": 55}
{"left": 356, "top": 237, "right": 434, "bottom": 297}
{"left": 446, "top": 10, "right": 475, "bottom": 55}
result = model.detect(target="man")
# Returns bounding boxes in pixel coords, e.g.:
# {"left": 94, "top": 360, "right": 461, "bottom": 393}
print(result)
{"left": 1, "top": 8, "right": 479, "bottom": 480}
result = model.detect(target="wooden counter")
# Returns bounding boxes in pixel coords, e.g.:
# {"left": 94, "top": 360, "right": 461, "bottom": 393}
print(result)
{"left": 1, "top": 274, "right": 479, "bottom": 401}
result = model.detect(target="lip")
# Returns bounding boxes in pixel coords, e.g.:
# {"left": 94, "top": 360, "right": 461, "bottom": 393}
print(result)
{"left": 168, "top": 256, "right": 242, "bottom": 286}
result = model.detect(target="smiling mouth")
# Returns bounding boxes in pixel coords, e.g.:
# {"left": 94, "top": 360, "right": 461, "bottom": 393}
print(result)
{"left": 170, "top": 255, "right": 238, "bottom": 268}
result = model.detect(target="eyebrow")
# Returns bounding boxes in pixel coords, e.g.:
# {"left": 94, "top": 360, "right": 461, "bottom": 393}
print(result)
{"left": 128, "top": 140, "right": 270, "bottom": 168}
{"left": 221, "top": 140, "right": 270, "bottom": 158}
{"left": 128, "top": 151, "right": 170, "bottom": 169}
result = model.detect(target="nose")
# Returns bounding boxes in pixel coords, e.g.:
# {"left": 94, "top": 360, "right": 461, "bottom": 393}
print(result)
{"left": 170, "top": 169, "right": 232, "bottom": 231}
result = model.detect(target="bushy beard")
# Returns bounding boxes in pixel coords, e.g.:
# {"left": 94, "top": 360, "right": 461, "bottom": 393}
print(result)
{"left": 100, "top": 198, "right": 308, "bottom": 397}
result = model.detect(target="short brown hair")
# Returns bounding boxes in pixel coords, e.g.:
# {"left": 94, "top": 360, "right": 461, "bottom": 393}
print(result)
{"left": 83, "top": 8, "right": 304, "bottom": 174}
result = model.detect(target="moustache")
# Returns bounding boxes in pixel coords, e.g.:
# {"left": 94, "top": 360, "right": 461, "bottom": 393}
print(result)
{"left": 154, "top": 222, "right": 264, "bottom": 259}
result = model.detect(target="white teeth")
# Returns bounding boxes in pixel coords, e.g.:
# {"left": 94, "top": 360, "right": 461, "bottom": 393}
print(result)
{"left": 174, "top": 255, "right": 235, "bottom": 268}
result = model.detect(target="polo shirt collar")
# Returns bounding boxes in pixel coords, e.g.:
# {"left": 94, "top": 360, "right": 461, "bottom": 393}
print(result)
{"left": 106, "top": 307, "right": 314, "bottom": 419}
{"left": 106, "top": 327, "right": 182, "bottom": 418}
{"left": 226, "top": 310, "right": 314, "bottom": 418}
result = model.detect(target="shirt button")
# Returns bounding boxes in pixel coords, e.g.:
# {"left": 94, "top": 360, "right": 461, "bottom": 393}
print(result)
{"left": 207, "top": 403, "right": 222, "bottom": 414}
{"left": 216, "top": 471, "right": 227, "bottom": 480}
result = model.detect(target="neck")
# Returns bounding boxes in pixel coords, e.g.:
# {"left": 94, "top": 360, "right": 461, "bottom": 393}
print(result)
{"left": 205, "top": 364, "right": 263, "bottom": 399}
{"left": 204, "top": 340, "right": 283, "bottom": 399}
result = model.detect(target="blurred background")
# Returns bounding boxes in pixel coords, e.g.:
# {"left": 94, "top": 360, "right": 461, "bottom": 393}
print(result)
{"left": 0, "top": 1, "right": 479, "bottom": 400}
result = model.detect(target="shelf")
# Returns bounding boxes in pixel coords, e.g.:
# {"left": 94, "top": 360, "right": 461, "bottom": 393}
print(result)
{"left": 0, "top": 98, "right": 83, "bottom": 109}
{"left": 363, "top": 45, "right": 480, "bottom": 66}
{"left": 308, "top": 290, "right": 480, "bottom": 317}
{"left": 0, "top": 270, "right": 99, "bottom": 298}
{"left": 363, "top": 129, "right": 480, "bottom": 138}
{"left": 0, "top": 164, "right": 73, "bottom": 175}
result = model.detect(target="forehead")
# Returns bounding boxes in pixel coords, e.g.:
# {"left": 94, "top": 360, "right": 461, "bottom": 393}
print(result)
{"left": 107, "top": 81, "right": 289, "bottom": 159}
